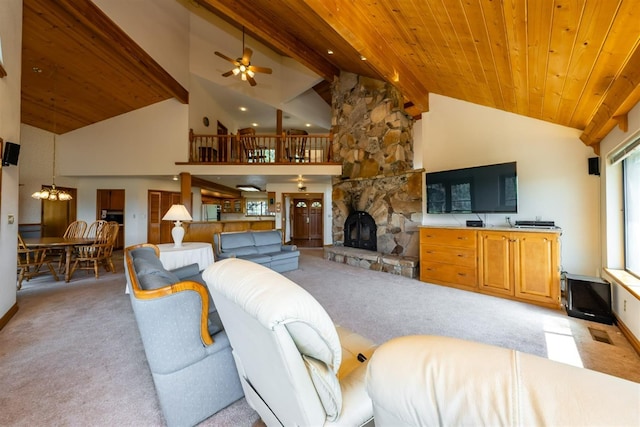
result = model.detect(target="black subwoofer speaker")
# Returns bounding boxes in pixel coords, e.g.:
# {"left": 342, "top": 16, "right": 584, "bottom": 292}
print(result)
{"left": 2, "top": 141, "right": 20, "bottom": 166}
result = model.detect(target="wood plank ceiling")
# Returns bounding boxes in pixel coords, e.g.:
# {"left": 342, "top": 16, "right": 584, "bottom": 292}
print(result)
{"left": 21, "top": 0, "right": 188, "bottom": 135}
{"left": 20, "top": 0, "right": 640, "bottom": 153}
{"left": 198, "top": 0, "right": 640, "bottom": 152}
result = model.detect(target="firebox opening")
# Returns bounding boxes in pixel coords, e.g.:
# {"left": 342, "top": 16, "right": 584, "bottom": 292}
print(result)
{"left": 344, "top": 211, "right": 377, "bottom": 251}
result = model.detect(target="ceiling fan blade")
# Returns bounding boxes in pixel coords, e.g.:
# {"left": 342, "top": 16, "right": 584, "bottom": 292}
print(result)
{"left": 215, "top": 51, "right": 239, "bottom": 66}
{"left": 242, "top": 47, "right": 253, "bottom": 66}
{"left": 222, "top": 69, "right": 235, "bottom": 77}
{"left": 248, "top": 65, "right": 272, "bottom": 74}
{"left": 247, "top": 74, "right": 257, "bottom": 86}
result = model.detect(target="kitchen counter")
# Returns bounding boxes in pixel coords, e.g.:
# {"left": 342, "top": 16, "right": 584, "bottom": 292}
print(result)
{"left": 183, "top": 220, "right": 276, "bottom": 243}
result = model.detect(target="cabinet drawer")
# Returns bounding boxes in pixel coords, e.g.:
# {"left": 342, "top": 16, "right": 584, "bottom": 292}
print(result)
{"left": 420, "top": 228, "right": 476, "bottom": 248}
{"left": 420, "top": 262, "right": 477, "bottom": 287}
{"left": 421, "top": 244, "right": 476, "bottom": 268}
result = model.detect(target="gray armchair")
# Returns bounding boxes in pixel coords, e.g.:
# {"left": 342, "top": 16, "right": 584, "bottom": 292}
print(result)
{"left": 125, "top": 244, "right": 243, "bottom": 427}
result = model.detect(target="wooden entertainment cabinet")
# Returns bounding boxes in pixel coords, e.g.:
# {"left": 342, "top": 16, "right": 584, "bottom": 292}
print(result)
{"left": 420, "top": 226, "right": 561, "bottom": 309}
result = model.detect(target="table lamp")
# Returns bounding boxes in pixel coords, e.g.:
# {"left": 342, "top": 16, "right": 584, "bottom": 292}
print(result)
{"left": 162, "top": 204, "right": 192, "bottom": 248}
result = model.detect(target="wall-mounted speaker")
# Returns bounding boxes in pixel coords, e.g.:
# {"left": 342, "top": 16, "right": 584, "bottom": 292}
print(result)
{"left": 588, "top": 156, "right": 600, "bottom": 176}
{"left": 2, "top": 141, "right": 20, "bottom": 166}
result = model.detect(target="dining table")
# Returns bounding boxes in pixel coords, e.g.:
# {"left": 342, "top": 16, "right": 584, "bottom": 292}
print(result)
{"left": 22, "top": 236, "right": 95, "bottom": 282}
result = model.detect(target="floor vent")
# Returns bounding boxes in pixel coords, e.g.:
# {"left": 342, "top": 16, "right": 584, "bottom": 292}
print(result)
{"left": 589, "top": 327, "right": 613, "bottom": 345}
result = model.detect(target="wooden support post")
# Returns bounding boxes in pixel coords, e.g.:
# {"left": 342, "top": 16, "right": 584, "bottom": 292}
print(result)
{"left": 180, "top": 172, "right": 192, "bottom": 214}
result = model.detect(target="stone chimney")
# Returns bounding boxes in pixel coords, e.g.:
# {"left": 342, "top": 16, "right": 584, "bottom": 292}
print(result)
{"left": 331, "top": 72, "right": 423, "bottom": 257}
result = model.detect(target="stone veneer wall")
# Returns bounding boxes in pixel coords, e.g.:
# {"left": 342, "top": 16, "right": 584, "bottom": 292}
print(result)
{"left": 332, "top": 171, "right": 423, "bottom": 257}
{"left": 331, "top": 72, "right": 423, "bottom": 257}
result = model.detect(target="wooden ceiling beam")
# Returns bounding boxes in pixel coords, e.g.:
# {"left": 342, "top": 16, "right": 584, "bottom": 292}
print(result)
{"left": 580, "top": 44, "right": 640, "bottom": 148}
{"left": 197, "top": 0, "right": 340, "bottom": 82}
{"left": 301, "top": 0, "right": 430, "bottom": 113}
{"left": 191, "top": 176, "right": 242, "bottom": 198}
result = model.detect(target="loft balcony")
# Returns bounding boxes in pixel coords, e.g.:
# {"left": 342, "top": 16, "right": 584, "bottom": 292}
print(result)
{"left": 182, "top": 129, "right": 338, "bottom": 165}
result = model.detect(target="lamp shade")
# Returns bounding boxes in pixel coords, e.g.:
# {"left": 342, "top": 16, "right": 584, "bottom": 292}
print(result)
{"left": 162, "top": 204, "right": 192, "bottom": 222}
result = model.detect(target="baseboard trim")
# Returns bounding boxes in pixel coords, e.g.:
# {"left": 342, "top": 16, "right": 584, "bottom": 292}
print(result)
{"left": 615, "top": 314, "right": 640, "bottom": 356}
{"left": 0, "top": 303, "right": 19, "bottom": 331}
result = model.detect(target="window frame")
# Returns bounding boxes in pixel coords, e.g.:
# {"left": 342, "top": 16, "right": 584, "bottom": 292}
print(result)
{"left": 622, "top": 150, "right": 640, "bottom": 278}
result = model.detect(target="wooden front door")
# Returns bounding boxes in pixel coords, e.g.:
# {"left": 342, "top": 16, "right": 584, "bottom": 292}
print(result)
{"left": 292, "top": 198, "right": 323, "bottom": 247}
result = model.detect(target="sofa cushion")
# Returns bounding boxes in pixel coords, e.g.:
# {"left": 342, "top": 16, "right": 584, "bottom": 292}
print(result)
{"left": 138, "top": 272, "right": 176, "bottom": 290}
{"left": 266, "top": 250, "right": 299, "bottom": 261}
{"left": 171, "top": 263, "right": 201, "bottom": 280}
{"left": 256, "top": 244, "right": 283, "bottom": 254}
{"left": 134, "top": 257, "right": 168, "bottom": 276}
{"left": 130, "top": 246, "right": 160, "bottom": 264}
{"left": 252, "top": 230, "right": 282, "bottom": 246}
{"left": 220, "top": 232, "right": 255, "bottom": 250}
{"left": 230, "top": 245, "right": 259, "bottom": 256}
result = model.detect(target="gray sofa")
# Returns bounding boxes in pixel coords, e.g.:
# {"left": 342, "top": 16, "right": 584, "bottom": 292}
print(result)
{"left": 124, "top": 243, "right": 243, "bottom": 427}
{"left": 213, "top": 230, "right": 300, "bottom": 272}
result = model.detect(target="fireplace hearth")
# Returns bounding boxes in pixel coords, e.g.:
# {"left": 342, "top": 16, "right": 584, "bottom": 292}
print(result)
{"left": 344, "top": 211, "right": 377, "bottom": 251}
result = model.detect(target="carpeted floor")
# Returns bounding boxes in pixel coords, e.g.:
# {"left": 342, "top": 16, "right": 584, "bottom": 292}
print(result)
{"left": 1, "top": 248, "right": 638, "bottom": 426}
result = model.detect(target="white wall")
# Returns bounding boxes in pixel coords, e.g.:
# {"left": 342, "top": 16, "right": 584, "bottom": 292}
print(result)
{"left": 0, "top": 0, "right": 22, "bottom": 320}
{"left": 419, "top": 94, "right": 600, "bottom": 276}
{"left": 57, "top": 100, "right": 189, "bottom": 176}
{"left": 93, "top": 0, "right": 190, "bottom": 88}
{"left": 73, "top": 176, "right": 182, "bottom": 247}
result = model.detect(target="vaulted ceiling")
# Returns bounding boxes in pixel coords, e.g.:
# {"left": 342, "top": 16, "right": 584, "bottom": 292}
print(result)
{"left": 21, "top": 0, "right": 640, "bottom": 153}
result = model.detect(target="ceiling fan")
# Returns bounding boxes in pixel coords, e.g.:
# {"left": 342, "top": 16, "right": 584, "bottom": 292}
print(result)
{"left": 215, "top": 27, "right": 272, "bottom": 87}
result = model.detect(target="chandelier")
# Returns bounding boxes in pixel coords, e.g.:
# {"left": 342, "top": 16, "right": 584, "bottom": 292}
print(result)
{"left": 31, "top": 136, "right": 72, "bottom": 201}
{"left": 31, "top": 66, "right": 72, "bottom": 202}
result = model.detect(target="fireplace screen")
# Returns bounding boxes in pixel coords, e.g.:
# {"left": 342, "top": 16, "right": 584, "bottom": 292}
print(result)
{"left": 344, "top": 211, "right": 377, "bottom": 251}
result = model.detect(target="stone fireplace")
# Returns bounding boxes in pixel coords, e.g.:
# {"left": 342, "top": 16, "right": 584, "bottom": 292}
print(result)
{"left": 325, "top": 72, "right": 423, "bottom": 277}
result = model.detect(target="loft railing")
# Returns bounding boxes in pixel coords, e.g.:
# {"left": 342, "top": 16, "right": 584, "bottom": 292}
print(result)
{"left": 188, "top": 129, "right": 335, "bottom": 164}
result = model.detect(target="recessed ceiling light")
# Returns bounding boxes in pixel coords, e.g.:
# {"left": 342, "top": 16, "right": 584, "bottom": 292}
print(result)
{"left": 236, "top": 185, "right": 261, "bottom": 192}
{"left": 305, "top": 123, "right": 311, "bottom": 127}
{"left": 252, "top": 123, "right": 258, "bottom": 127}
{"left": 327, "top": 49, "right": 334, "bottom": 55}
{"left": 239, "top": 107, "right": 247, "bottom": 112}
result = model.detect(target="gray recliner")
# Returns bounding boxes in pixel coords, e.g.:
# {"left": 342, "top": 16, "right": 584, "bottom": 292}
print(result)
{"left": 125, "top": 244, "right": 244, "bottom": 427}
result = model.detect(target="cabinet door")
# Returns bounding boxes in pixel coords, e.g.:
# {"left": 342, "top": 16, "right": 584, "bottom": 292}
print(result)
{"left": 109, "top": 190, "right": 125, "bottom": 210}
{"left": 513, "top": 232, "right": 560, "bottom": 306}
{"left": 478, "top": 231, "right": 513, "bottom": 296}
{"left": 222, "top": 200, "right": 232, "bottom": 213}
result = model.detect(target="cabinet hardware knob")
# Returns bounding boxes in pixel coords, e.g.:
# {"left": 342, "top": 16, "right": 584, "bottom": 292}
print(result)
{"left": 458, "top": 273, "right": 466, "bottom": 276}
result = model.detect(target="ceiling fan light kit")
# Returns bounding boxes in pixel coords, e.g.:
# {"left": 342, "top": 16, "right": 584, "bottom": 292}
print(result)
{"left": 215, "top": 27, "right": 272, "bottom": 87}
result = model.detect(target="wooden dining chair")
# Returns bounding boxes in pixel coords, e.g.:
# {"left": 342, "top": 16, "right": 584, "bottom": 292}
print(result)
{"left": 56, "top": 220, "right": 88, "bottom": 272}
{"left": 17, "top": 233, "right": 59, "bottom": 290}
{"left": 85, "top": 220, "right": 107, "bottom": 240}
{"left": 101, "top": 221, "right": 120, "bottom": 274}
{"left": 238, "top": 127, "right": 266, "bottom": 163}
{"left": 70, "top": 224, "right": 112, "bottom": 279}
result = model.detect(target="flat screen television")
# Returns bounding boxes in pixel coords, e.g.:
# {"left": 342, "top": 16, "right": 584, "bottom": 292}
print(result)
{"left": 426, "top": 161, "right": 517, "bottom": 214}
